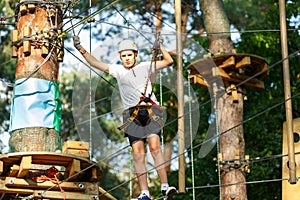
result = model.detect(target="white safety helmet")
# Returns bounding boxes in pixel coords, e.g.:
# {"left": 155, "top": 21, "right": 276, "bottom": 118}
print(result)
{"left": 118, "top": 39, "right": 138, "bottom": 53}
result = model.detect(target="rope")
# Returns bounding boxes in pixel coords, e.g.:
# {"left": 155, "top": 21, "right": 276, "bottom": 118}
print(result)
{"left": 187, "top": 70, "right": 195, "bottom": 200}
{"left": 106, "top": 0, "right": 153, "bottom": 44}
{"left": 186, "top": 177, "right": 290, "bottom": 191}
{"left": 63, "top": 0, "right": 121, "bottom": 34}
{"left": 159, "top": 71, "right": 164, "bottom": 152}
{"left": 213, "top": 83, "right": 222, "bottom": 200}
{"left": 4, "top": 44, "right": 56, "bottom": 88}
{"left": 63, "top": 46, "right": 115, "bottom": 88}
{"left": 31, "top": 166, "right": 66, "bottom": 200}
{"left": 88, "top": 0, "right": 93, "bottom": 161}
{"left": 140, "top": 32, "right": 161, "bottom": 105}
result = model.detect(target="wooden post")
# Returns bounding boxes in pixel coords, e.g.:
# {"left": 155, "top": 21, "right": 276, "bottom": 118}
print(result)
{"left": 282, "top": 118, "right": 300, "bottom": 199}
{"left": 279, "top": 0, "right": 297, "bottom": 184}
{"left": 175, "top": 0, "right": 186, "bottom": 193}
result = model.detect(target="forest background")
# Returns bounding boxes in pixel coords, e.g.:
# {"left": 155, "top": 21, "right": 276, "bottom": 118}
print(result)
{"left": 0, "top": 0, "right": 300, "bottom": 199}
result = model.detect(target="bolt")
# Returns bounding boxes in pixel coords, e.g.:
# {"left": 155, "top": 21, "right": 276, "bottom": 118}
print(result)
{"left": 78, "top": 183, "right": 84, "bottom": 189}
{"left": 8, "top": 178, "right": 14, "bottom": 184}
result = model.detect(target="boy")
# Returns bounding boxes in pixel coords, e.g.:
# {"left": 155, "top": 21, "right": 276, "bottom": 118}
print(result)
{"left": 73, "top": 36, "right": 176, "bottom": 200}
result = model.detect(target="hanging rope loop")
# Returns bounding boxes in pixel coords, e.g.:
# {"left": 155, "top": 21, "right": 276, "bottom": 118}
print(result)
{"left": 152, "top": 31, "right": 163, "bottom": 61}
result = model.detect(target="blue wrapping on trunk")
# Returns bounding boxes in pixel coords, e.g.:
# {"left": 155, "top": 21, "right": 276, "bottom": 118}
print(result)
{"left": 9, "top": 78, "right": 61, "bottom": 132}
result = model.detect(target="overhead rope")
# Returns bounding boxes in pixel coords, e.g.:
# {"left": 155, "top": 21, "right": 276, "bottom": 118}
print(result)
{"left": 107, "top": 0, "right": 153, "bottom": 44}
{"left": 63, "top": 0, "right": 121, "bottom": 34}
{"left": 62, "top": 45, "right": 115, "bottom": 87}
{"left": 88, "top": 18, "right": 300, "bottom": 37}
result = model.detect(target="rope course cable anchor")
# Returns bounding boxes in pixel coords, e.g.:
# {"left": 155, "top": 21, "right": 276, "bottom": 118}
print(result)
{"left": 215, "top": 153, "right": 251, "bottom": 175}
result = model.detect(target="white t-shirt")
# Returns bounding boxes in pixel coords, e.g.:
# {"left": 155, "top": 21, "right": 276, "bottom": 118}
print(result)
{"left": 109, "top": 61, "right": 158, "bottom": 110}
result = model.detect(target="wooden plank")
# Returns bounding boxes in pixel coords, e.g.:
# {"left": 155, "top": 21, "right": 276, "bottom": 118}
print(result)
{"left": 0, "top": 179, "right": 33, "bottom": 194}
{"left": 216, "top": 67, "right": 230, "bottom": 79}
{"left": 0, "top": 161, "right": 3, "bottom": 175}
{"left": 64, "top": 149, "right": 89, "bottom": 159}
{"left": 4, "top": 152, "right": 93, "bottom": 168}
{"left": 218, "top": 56, "right": 235, "bottom": 68}
{"left": 227, "top": 73, "right": 265, "bottom": 90}
{"left": 260, "top": 62, "right": 268, "bottom": 77}
{"left": 5, "top": 177, "right": 84, "bottom": 191}
{"left": 90, "top": 167, "right": 98, "bottom": 182}
{"left": 67, "top": 159, "right": 81, "bottom": 179}
{"left": 189, "top": 74, "right": 209, "bottom": 87}
{"left": 236, "top": 56, "right": 251, "bottom": 69}
{"left": 32, "top": 190, "right": 96, "bottom": 200}
{"left": 28, "top": 4, "right": 35, "bottom": 12}
{"left": 62, "top": 141, "right": 89, "bottom": 152}
{"left": 99, "top": 187, "right": 117, "bottom": 200}
{"left": 0, "top": 187, "right": 34, "bottom": 194}
{"left": 17, "top": 156, "right": 32, "bottom": 178}
{"left": 229, "top": 84, "right": 239, "bottom": 103}
{"left": 9, "top": 164, "right": 20, "bottom": 177}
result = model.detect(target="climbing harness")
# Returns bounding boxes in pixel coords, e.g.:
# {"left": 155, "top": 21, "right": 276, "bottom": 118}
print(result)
{"left": 118, "top": 95, "right": 164, "bottom": 132}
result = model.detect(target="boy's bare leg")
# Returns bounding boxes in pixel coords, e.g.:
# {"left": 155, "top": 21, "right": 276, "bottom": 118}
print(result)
{"left": 148, "top": 134, "right": 168, "bottom": 184}
{"left": 131, "top": 140, "right": 148, "bottom": 191}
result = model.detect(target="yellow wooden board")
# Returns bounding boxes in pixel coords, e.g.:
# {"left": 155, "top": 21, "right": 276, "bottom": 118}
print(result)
{"left": 62, "top": 140, "right": 89, "bottom": 152}
{"left": 64, "top": 149, "right": 90, "bottom": 158}
{"left": 282, "top": 118, "right": 300, "bottom": 200}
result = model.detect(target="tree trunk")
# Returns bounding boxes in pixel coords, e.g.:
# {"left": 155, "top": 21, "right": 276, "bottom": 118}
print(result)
{"left": 200, "top": 0, "right": 247, "bottom": 199}
{"left": 218, "top": 93, "right": 246, "bottom": 200}
{"left": 200, "top": 0, "right": 233, "bottom": 53}
{"left": 9, "top": 1, "right": 63, "bottom": 152}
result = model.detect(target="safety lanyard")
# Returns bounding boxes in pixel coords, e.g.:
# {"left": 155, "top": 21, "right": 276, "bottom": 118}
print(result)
{"left": 141, "top": 32, "right": 161, "bottom": 104}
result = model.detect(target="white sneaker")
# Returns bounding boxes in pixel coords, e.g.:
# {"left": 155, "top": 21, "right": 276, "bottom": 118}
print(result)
{"left": 131, "top": 193, "right": 151, "bottom": 200}
{"left": 162, "top": 186, "right": 177, "bottom": 200}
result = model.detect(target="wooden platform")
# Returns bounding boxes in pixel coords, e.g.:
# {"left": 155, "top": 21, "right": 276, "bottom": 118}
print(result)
{"left": 0, "top": 152, "right": 116, "bottom": 200}
{"left": 188, "top": 53, "right": 268, "bottom": 90}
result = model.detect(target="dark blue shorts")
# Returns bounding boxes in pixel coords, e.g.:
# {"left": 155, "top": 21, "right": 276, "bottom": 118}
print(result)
{"left": 122, "top": 105, "right": 163, "bottom": 145}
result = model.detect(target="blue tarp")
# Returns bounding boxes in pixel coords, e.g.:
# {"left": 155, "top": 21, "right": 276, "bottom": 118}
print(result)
{"left": 9, "top": 78, "right": 61, "bottom": 132}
